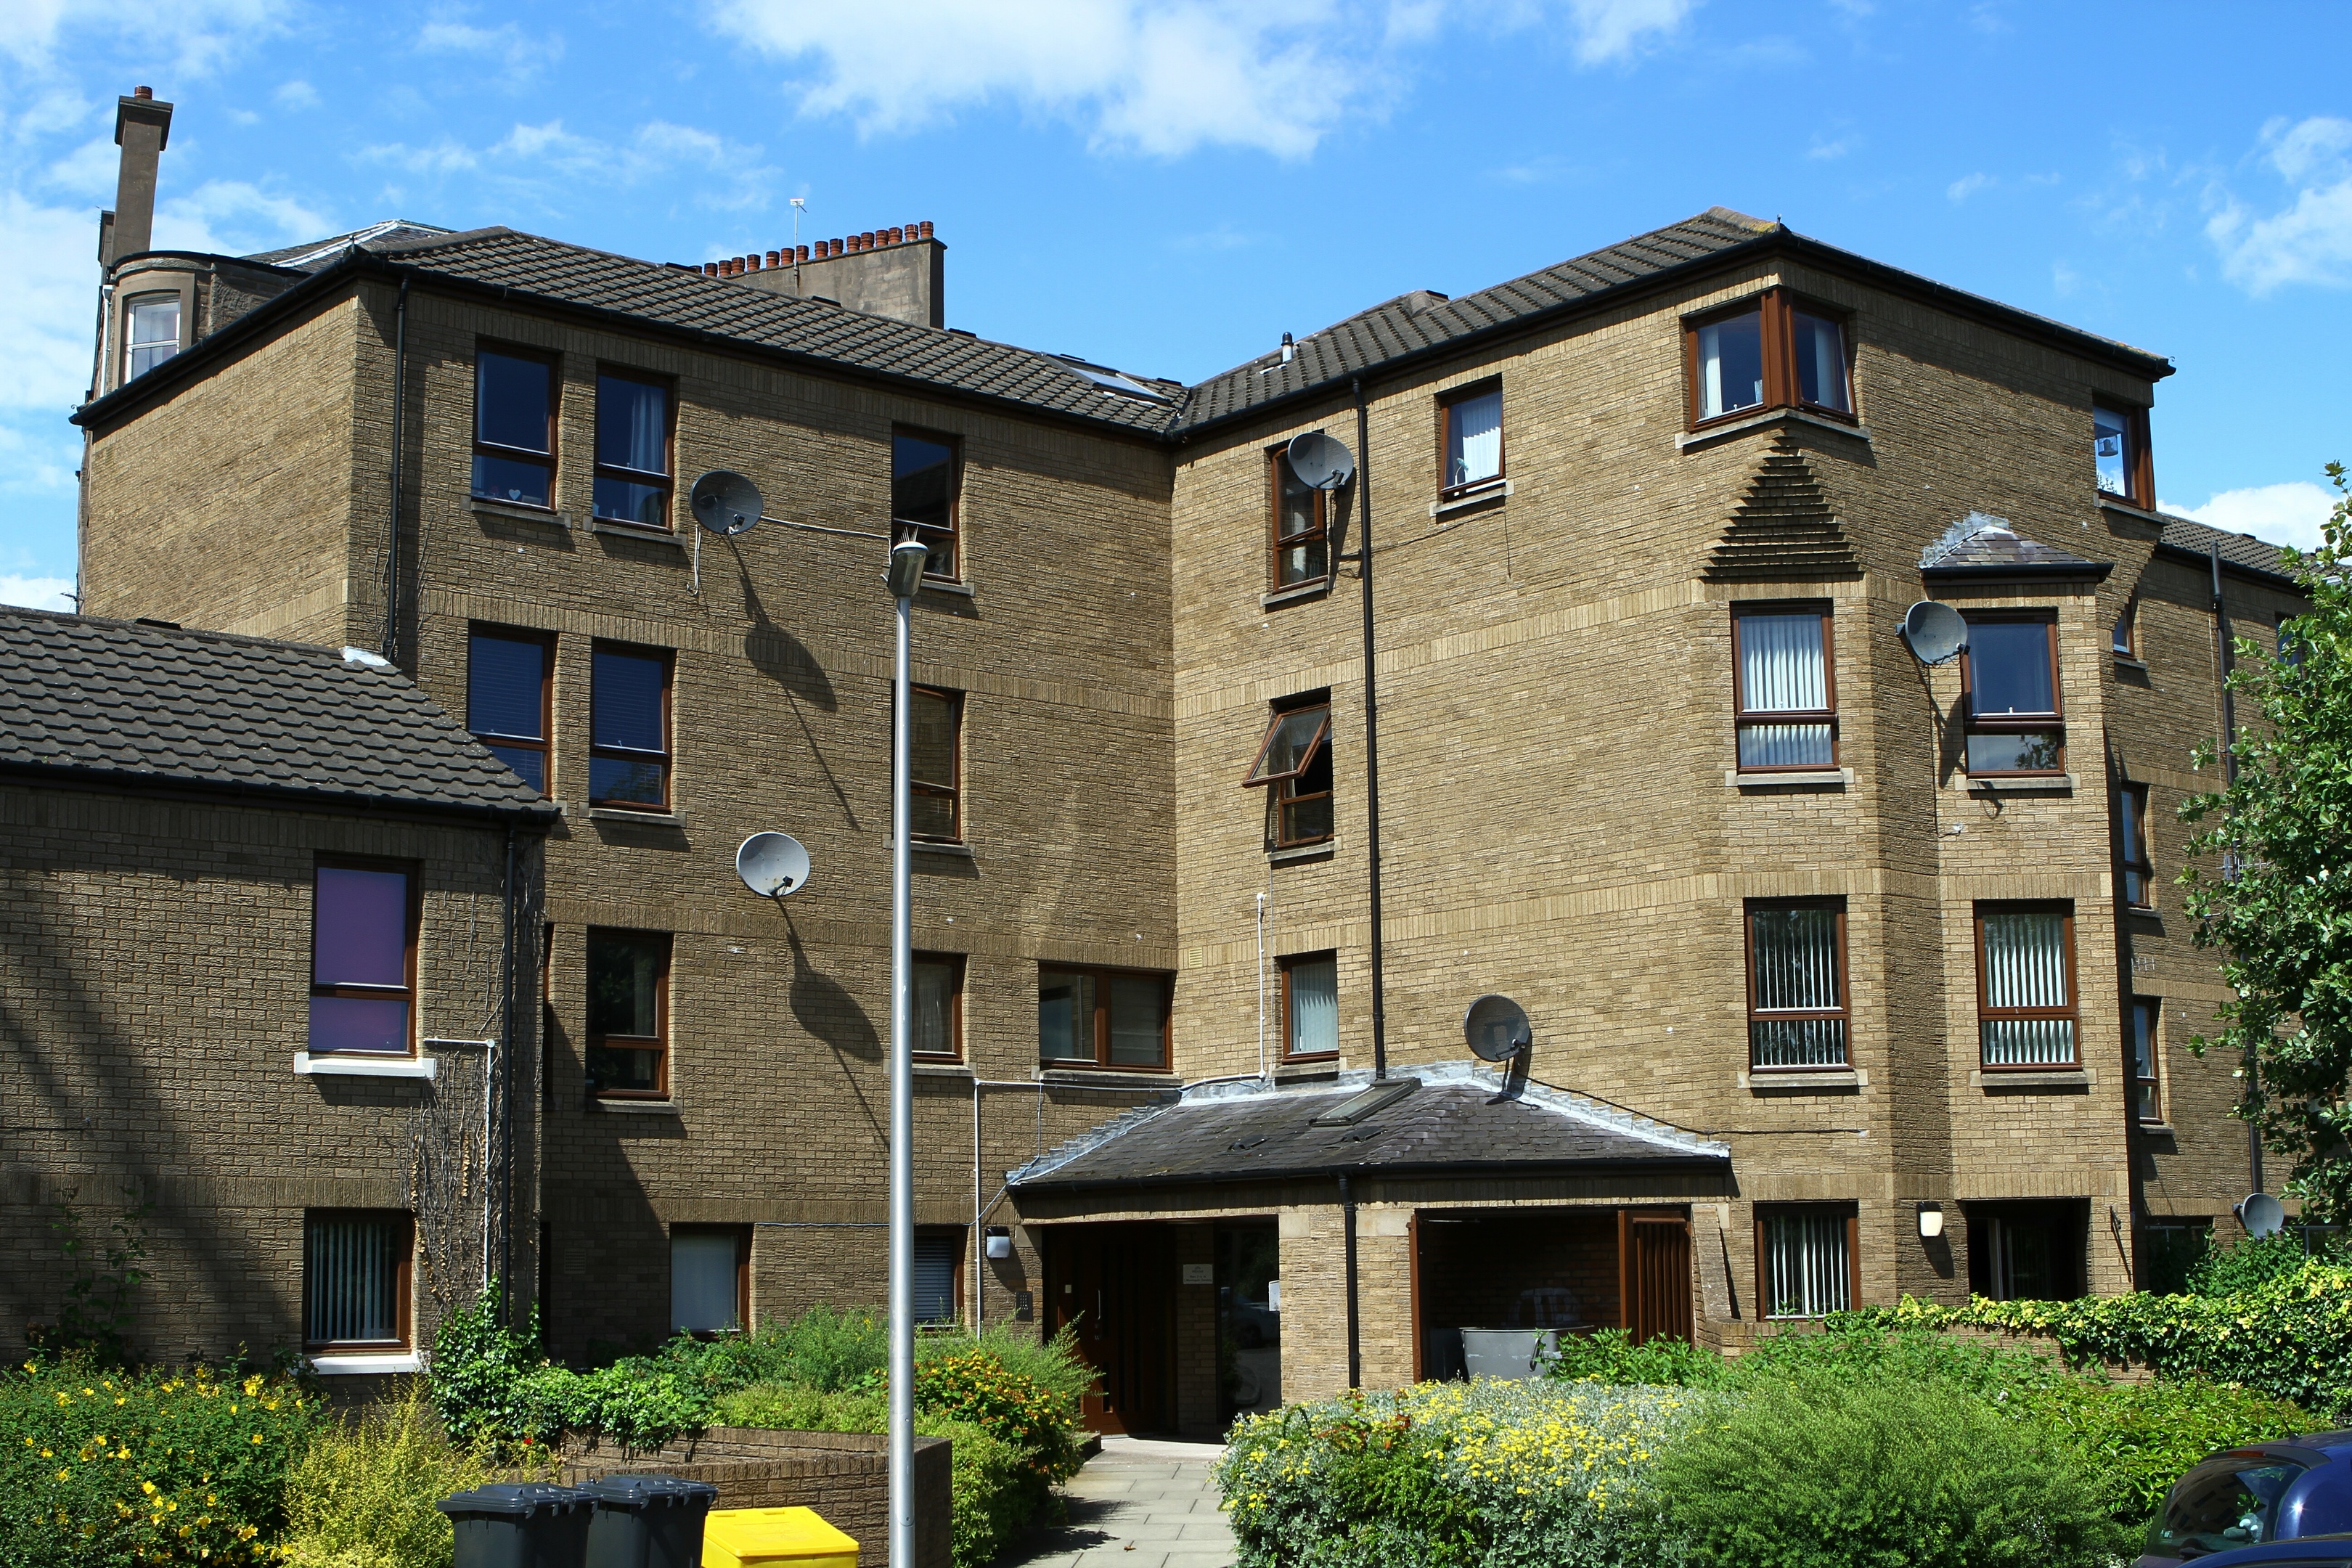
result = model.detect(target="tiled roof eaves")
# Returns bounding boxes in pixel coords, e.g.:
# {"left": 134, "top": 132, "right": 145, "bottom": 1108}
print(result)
{"left": 1923, "top": 560, "right": 2115, "bottom": 580}
{"left": 2154, "top": 516, "right": 2303, "bottom": 589}
{"left": 1011, "top": 1148, "right": 1728, "bottom": 1194}
{"left": 78, "top": 244, "right": 1178, "bottom": 444}
{"left": 0, "top": 756, "right": 560, "bottom": 826}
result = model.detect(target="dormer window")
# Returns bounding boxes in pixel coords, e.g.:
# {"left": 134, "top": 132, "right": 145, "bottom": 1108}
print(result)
{"left": 1686, "top": 290, "right": 1855, "bottom": 428}
{"left": 125, "top": 294, "right": 181, "bottom": 380}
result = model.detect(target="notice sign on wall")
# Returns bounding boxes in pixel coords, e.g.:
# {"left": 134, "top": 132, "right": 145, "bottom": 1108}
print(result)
{"left": 1182, "top": 1262, "right": 1214, "bottom": 1285}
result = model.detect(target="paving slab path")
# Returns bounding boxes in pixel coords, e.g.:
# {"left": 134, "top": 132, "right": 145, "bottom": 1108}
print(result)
{"left": 997, "top": 1436, "right": 1236, "bottom": 1568}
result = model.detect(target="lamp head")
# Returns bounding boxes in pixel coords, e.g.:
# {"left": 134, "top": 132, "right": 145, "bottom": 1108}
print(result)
{"left": 1917, "top": 1201, "right": 1945, "bottom": 1240}
{"left": 885, "top": 539, "right": 930, "bottom": 599}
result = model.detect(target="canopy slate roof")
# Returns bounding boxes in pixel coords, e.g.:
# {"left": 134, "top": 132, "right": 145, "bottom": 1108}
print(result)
{"left": 1007, "top": 1063, "right": 1728, "bottom": 1193}
{"left": 0, "top": 608, "right": 555, "bottom": 820}
{"left": 1921, "top": 513, "right": 2109, "bottom": 577}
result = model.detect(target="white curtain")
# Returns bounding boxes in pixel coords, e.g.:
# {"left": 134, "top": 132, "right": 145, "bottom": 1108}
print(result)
{"left": 1445, "top": 390, "right": 1503, "bottom": 489}
{"left": 306, "top": 1215, "right": 400, "bottom": 1344}
{"left": 1981, "top": 910, "right": 2075, "bottom": 1065}
{"left": 1764, "top": 1212, "right": 1850, "bottom": 1318}
{"left": 1794, "top": 312, "right": 1849, "bottom": 412}
{"left": 1288, "top": 957, "right": 1337, "bottom": 1057}
{"left": 1739, "top": 613, "right": 1832, "bottom": 767}
{"left": 1698, "top": 315, "right": 1763, "bottom": 420}
{"left": 671, "top": 1232, "right": 740, "bottom": 1332}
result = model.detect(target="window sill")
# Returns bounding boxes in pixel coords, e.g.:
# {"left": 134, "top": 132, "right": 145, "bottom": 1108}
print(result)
{"left": 587, "top": 518, "right": 683, "bottom": 545}
{"left": 308, "top": 1351, "right": 422, "bottom": 1376}
{"left": 1972, "top": 1067, "right": 2096, "bottom": 1090}
{"left": 1038, "top": 1066, "right": 1179, "bottom": 1090}
{"left": 2112, "top": 656, "right": 2149, "bottom": 674}
{"left": 2096, "top": 497, "right": 2165, "bottom": 526}
{"left": 1741, "top": 1066, "right": 1866, "bottom": 1092}
{"left": 1274, "top": 1059, "right": 1343, "bottom": 1085}
{"left": 1678, "top": 406, "right": 1873, "bottom": 454}
{"left": 1964, "top": 774, "right": 2076, "bottom": 796}
{"left": 1262, "top": 579, "right": 1333, "bottom": 611}
{"left": 1428, "top": 480, "right": 1511, "bottom": 518}
{"left": 1267, "top": 841, "right": 1335, "bottom": 865}
{"left": 589, "top": 805, "right": 681, "bottom": 824}
{"left": 920, "top": 579, "right": 975, "bottom": 598}
{"left": 471, "top": 499, "right": 571, "bottom": 528}
{"left": 2136, "top": 1120, "right": 2175, "bottom": 1136}
{"left": 592, "top": 1097, "right": 680, "bottom": 1114}
{"left": 1727, "top": 767, "right": 1850, "bottom": 790}
{"left": 913, "top": 1061, "right": 973, "bottom": 1079}
{"left": 295, "top": 1051, "right": 437, "bottom": 1081}
{"left": 912, "top": 839, "right": 973, "bottom": 857}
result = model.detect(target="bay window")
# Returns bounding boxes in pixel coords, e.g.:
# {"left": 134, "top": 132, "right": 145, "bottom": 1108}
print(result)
{"left": 1686, "top": 290, "right": 1853, "bottom": 428}
{"left": 2094, "top": 400, "right": 2152, "bottom": 507}
{"left": 1976, "top": 904, "right": 2077, "bottom": 1068}
{"left": 1734, "top": 605, "right": 1835, "bottom": 769}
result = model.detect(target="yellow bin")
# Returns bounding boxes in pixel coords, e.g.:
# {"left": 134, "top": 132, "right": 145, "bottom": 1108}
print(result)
{"left": 701, "top": 1506, "right": 860, "bottom": 1568}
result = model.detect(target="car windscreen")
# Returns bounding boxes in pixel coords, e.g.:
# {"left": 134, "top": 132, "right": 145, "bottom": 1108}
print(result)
{"left": 2151, "top": 1456, "right": 2310, "bottom": 1558}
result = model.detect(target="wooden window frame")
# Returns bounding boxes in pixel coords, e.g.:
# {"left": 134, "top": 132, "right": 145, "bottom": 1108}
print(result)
{"left": 1242, "top": 693, "right": 1334, "bottom": 850}
{"left": 586, "top": 926, "right": 671, "bottom": 1100}
{"left": 2093, "top": 398, "right": 2155, "bottom": 510}
{"left": 670, "top": 1223, "right": 751, "bottom": 1339}
{"left": 1960, "top": 612, "right": 2065, "bottom": 777}
{"left": 891, "top": 425, "right": 963, "bottom": 583}
{"left": 1744, "top": 898, "right": 1849, "bottom": 1070}
{"left": 910, "top": 685, "right": 963, "bottom": 844}
{"left": 309, "top": 854, "right": 420, "bottom": 1058}
{"left": 1731, "top": 602, "right": 1838, "bottom": 772}
{"left": 471, "top": 342, "right": 559, "bottom": 507}
{"left": 912, "top": 950, "right": 965, "bottom": 1062}
{"left": 589, "top": 640, "right": 674, "bottom": 812}
{"left": 1974, "top": 901, "right": 2079, "bottom": 1071}
{"left": 1435, "top": 377, "right": 1506, "bottom": 501}
{"left": 591, "top": 367, "right": 677, "bottom": 533}
{"left": 302, "top": 1209, "right": 415, "bottom": 1352}
{"left": 466, "top": 624, "right": 554, "bottom": 791}
{"left": 2131, "top": 997, "right": 2163, "bottom": 1125}
{"left": 1279, "top": 950, "right": 1339, "bottom": 1062}
{"left": 1266, "top": 444, "right": 1330, "bottom": 592}
{"left": 1036, "top": 963, "right": 1172, "bottom": 1072}
{"left": 1752, "top": 1204, "right": 1859, "bottom": 1321}
{"left": 2118, "top": 783, "right": 2155, "bottom": 910}
{"left": 1683, "top": 288, "right": 1858, "bottom": 432}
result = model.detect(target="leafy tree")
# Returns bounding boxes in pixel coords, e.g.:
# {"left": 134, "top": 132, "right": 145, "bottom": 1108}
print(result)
{"left": 2181, "top": 462, "right": 2352, "bottom": 1220}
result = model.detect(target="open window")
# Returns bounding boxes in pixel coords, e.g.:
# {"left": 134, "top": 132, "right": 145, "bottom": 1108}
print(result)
{"left": 1962, "top": 614, "right": 2064, "bottom": 776}
{"left": 1439, "top": 381, "right": 1503, "bottom": 499}
{"left": 1243, "top": 696, "right": 1332, "bottom": 849}
{"left": 1268, "top": 445, "right": 1328, "bottom": 590}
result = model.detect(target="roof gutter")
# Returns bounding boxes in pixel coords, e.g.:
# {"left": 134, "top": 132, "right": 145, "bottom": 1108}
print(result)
{"left": 2155, "top": 539, "right": 2300, "bottom": 591}
{"left": 1922, "top": 561, "right": 2115, "bottom": 583}
{"left": 0, "top": 758, "right": 560, "bottom": 829}
{"left": 1009, "top": 1149, "right": 1732, "bottom": 1196}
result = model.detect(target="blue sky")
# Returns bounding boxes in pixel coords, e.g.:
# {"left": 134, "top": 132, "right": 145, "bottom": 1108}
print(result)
{"left": 2, "top": 0, "right": 2348, "bottom": 609}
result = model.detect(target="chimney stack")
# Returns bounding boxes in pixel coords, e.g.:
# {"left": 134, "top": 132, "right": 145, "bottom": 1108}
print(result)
{"left": 110, "top": 86, "right": 174, "bottom": 262}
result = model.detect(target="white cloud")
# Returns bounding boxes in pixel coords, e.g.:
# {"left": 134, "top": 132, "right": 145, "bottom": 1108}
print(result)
{"left": 364, "top": 120, "right": 776, "bottom": 213}
{"left": 0, "top": 574, "right": 75, "bottom": 612}
{"left": 2166, "top": 482, "right": 2340, "bottom": 553}
{"left": 42, "top": 132, "right": 115, "bottom": 195}
{"left": 417, "top": 16, "right": 563, "bottom": 82}
{"left": 2208, "top": 115, "right": 2352, "bottom": 294}
{"left": 1807, "top": 134, "right": 1853, "bottom": 161}
{"left": 152, "top": 179, "right": 332, "bottom": 255}
{"left": 0, "top": 190, "right": 105, "bottom": 414}
{"left": 709, "top": 0, "right": 1694, "bottom": 159}
{"left": 274, "top": 78, "right": 319, "bottom": 110}
{"left": 0, "top": 0, "right": 290, "bottom": 77}
{"left": 1947, "top": 171, "right": 1991, "bottom": 202}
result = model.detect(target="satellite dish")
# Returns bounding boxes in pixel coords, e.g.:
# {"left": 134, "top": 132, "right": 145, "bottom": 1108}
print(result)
{"left": 1286, "top": 430, "right": 1356, "bottom": 492}
{"left": 691, "top": 470, "right": 764, "bottom": 537}
{"left": 1901, "top": 600, "right": 1968, "bottom": 666}
{"left": 735, "top": 832, "right": 810, "bottom": 898}
{"left": 1463, "top": 994, "right": 1532, "bottom": 1063}
{"left": 2240, "top": 1193, "right": 2287, "bottom": 1240}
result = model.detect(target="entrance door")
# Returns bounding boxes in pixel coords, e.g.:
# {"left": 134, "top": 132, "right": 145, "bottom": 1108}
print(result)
{"left": 1045, "top": 1224, "right": 1175, "bottom": 1435}
{"left": 1621, "top": 1212, "right": 1693, "bottom": 1344}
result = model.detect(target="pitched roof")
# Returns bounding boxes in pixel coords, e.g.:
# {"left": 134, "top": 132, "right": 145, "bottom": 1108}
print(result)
{"left": 1921, "top": 513, "right": 2110, "bottom": 577}
{"left": 358, "top": 226, "right": 1185, "bottom": 435}
{"left": 245, "top": 220, "right": 454, "bottom": 269}
{"left": 1007, "top": 1063, "right": 1728, "bottom": 1193}
{"left": 0, "top": 608, "right": 555, "bottom": 820}
{"left": 2158, "top": 513, "right": 2299, "bottom": 586}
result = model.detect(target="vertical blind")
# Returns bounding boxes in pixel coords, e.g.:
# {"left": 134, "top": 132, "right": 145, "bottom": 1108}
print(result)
{"left": 1737, "top": 613, "right": 1832, "bottom": 767}
{"left": 1980, "top": 910, "right": 2075, "bottom": 1065}
{"left": 1287, "top": 957, "right": 1338, "bottom": 1057}
{"left": 1445, "top": 390, "right": 1503, "bottom": 490}
{"left": 1106, "top": 975, "right": 1166, "bottom": 1065}
{"left": 1749, "top": 905, "right": 1845, "bottom": 1066}
{"left": 306, "top": 1213, "right": 403, "bottom": 1345}
{"left": 671, "top": 1231, "right": 740, "bottom": 1333}
{"left": 1763, "top": 1210, "right": 1849, "bottom": 1318}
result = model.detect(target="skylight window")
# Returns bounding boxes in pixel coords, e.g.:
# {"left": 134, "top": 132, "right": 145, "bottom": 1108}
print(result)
{"left": 1053, "top": 356, "right": 1169, "bottom": 402}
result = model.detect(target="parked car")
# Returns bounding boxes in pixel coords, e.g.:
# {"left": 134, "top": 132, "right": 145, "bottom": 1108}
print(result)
{"left": 2139, "top": 1436, "right": 2352, "bottom": 1565}
{"left": 2157, "top": 1538, "right": 2352, "bottom": 1567}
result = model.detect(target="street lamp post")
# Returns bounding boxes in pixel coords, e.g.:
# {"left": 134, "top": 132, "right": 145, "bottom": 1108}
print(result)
{"left": 883, "top": 537, "right": 929, "bottom": 1568}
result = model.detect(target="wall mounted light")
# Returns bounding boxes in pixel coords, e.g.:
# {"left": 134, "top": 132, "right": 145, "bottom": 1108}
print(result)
{"left": 984, "top": 1227, "right": 1013, "bottom": 1260}
{"left": 1917, "top": 1201, "right": 1945, "bottom": 1239}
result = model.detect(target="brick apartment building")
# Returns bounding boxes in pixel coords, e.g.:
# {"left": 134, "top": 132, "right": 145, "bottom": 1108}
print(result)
{"left": 27, "top": 86, "right": 2309, "bottom": 1434}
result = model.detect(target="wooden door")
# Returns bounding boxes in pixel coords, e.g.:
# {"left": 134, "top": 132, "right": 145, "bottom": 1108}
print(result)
{"left": 1620, "top": 1212, "right": 1693, "bottom": 1345}
{"left": 1045, "top": 1225, "right": 1175, "bottom": 1434}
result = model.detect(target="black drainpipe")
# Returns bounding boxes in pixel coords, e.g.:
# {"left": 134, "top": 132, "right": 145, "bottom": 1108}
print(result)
{"left": 381, "top": 274, "right": 409, "bottom": 667}
{"left": 1351, "top": 378, "right": 1389, "bottom": 1084}
{"left": 497, "top": 822, "right": 518, "bottom": 1320}
{"left": 1340, "top": 1173, "right": 1361, "bottom": 1389}
{"left": 2212, "top": 544, "right": 2261, "bottom": 1195}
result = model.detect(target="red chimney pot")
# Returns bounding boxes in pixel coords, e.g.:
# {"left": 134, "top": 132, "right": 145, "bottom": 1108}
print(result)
{"left": 920, "top": 221, "right": 934, "bottom": 240}
{"left": 765, "top": 250, "right": 780, "bottom": 267}
{"left": 796, "top": 245, "right": 809, "bottom": 263}
{"left": 860, "top": 230, "right": 875, "bottom": 249}
{"left": 134, "top": 86, "right": 152, "bottom": 99}
{"left": 703, "top": 263, "right": 719, "bottom": 277}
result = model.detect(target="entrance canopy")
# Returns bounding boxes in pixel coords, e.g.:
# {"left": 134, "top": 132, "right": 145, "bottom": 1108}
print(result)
{"left": 1008, "top": 1062, "right": 1728, "bottom": 1194}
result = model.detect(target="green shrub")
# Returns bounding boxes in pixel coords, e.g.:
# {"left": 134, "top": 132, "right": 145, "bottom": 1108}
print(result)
{"left": 2186, "top": 1230, "right": 2338, "bottom": 1297}
{"left": 0, "top": 1358, "right": 324, "bottom": 1567}
{"left": 2009, "top": 1374, "right": 2307, "bottom": 1524}
{"left": 709, "top": 1382, "right": 887, "bottom": 1433}
{"left": 915, "top": 1415, "right": 1029, "bottom": 1568}
{"left": 1217, "top": 1379, "right": 1697, "bottom": 1568}
{"left": 1540, "top": 1326, "right": 1728, "bottom": 1388}
{"left": 277, "top": 1384, "right": 551, "bottom": 1568}
{"left": 1654, "top": 1376, "right": 2128, "bottom": 1568}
